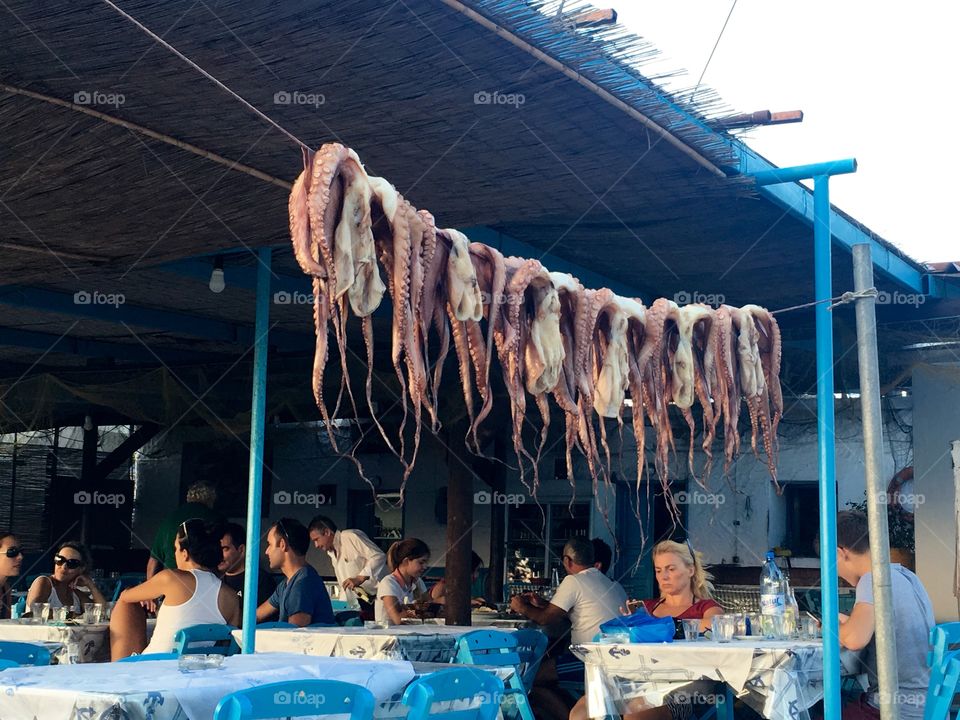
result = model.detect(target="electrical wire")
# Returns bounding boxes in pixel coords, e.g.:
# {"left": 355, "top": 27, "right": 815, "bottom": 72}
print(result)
{"left": 691, "top": 0, "right": 738, "bottom": 99}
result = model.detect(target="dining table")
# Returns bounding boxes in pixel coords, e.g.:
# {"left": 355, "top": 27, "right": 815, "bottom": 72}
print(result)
{"left": 0, "top": 618, "right": 156, "bottom": 664}
{"left": 571, "top": 636, "right": 863, "bottom": 720}
{"left": 233, "top": 623, "right": 500, "bottom": 663}
{"left": 0, "top": 652, "right": 502, "bottom": 719}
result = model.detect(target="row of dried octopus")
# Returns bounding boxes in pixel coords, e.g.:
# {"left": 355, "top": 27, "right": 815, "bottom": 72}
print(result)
{"left": 289, "top": 143, "right": 783, "bottom": 499}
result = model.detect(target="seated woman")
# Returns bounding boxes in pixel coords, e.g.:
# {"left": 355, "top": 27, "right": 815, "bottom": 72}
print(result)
{"left": 569, "top": 540, "right": 723, "bottom": 720}
{"left": 429, "top": 551, "right": 488, "bottom": 607}
{"left": 110, "top": 519, "right": 240, "bottom": 659}
{"left": 0, "top": 532, "right": 23, "bottom": 619}
{"left": 375, "top": 538, "right": 430, "bottom": 626}
{"left": 26, "top": 541, "right": 107, "bottom": 614}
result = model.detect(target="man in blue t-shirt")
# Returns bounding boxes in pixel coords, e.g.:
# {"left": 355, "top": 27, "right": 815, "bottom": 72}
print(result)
{"left": 255, "top": 518, "right": 333, "bottom": 627}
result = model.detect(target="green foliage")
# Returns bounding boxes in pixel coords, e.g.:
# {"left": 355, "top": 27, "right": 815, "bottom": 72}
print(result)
{"left": 845, "top": 493, "right": 915, "bottom": 554}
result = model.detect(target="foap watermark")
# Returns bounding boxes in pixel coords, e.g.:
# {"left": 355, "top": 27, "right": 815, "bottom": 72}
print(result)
{"left": 73, "top": 90, "right": 125, "bottom": 108}
{"left": 674, "top": 490, "right": 725, "bottom": 507}
{"left": 273, "top": 490, "right": 328, "bottom": 508}
{"left": 74, "top": 490, "right": 126, "bottom": 508}
{"left": 876, "top": 290, "right": 925, "bottom": 307}
{"left": 273, "top": 690, "right": 326, "bottom": 708}
{"left": 673, "top": 691, "right": 726, "bottom": 705}
{"left": 73, "top": 290, "right": 125, "bottom": 308}
{"left": 473, "top": 90, "right": 525, "bottom": 108}
{"left": 673, "top": 290, "right": 725, "bottom": 307}
{"left": 874, "top": 490, "right": 925, "bottom": 508}
{"left": 273, "top": 91, "right": 325, "bottom": 108}
{"left": 474, "top": 490, "right": 526, "bottom": 507}
{"left": 274, "top": 290, "right": 316, "bottom": 305}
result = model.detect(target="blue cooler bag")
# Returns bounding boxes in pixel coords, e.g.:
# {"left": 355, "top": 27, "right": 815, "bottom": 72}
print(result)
{"left": 599, "top": 612, "right": 675, "bottom": 643}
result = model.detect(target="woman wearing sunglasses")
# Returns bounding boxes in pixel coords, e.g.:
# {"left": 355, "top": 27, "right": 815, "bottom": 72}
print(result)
{"left": 25, "top": 541, "right": 107, "bottom": 615}
{"left": 0, "top": 532, "right": 23, "bottom": 619}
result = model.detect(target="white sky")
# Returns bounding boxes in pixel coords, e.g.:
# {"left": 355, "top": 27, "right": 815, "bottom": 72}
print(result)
{"left": 615, "top": 1, "right": 959, "bottom": 264}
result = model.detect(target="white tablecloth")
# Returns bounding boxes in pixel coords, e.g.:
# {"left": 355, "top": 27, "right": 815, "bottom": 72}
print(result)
{"left": 0, "top": 619, "right": 156, "bottom": 664}
{"left": 234, "top": 625, "right": 492, "bottom": 663}
{"left": 0, "top": 652, "right": 419, "bottom": 719}
{"left": 572, "top": 638, "right": 833, "bottom": 720}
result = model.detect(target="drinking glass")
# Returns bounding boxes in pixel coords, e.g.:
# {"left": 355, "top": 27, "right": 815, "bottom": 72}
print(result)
{"left": 53, "top": 606, "right": 69, "bottom": 624}
{"left": 711, "top": 614, "right": 736, "bottom": 643}
{"left": 38, "top": 603, "right": 51, "bottom": 624}
{"left": 681, "top": 619, "right": 700, "bottom": 641}
{"left": 83, "top": 603, "right": 102, "bottom": 624}
{"left": 29, "top": 603, "right": 42, "bottom": 623}
{"left": 746, "top": 613, "right": 762, "bottom": 637}
{"left": 801, "top": 615, "right": 820, "bottom": 640}
{"left": 761, "top": 613, "right": 788, "bottom": 640}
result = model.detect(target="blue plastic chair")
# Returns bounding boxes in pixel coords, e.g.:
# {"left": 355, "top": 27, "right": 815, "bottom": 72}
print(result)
{"left": 925, "top": 648, "right": 960, "bottom": 720}
{"left": 403, "top": 667, "right": 504, "bottom": 720}
{"left": 929, "top": 623, "right": 960, "bottom": 670}
{"left": 512, "top": 629, "right": 548, "bottom": 692}
{"left": 256, "top": 621, "right": 297, "bottom": 630}
{"left": 214, "top": 679, "right": 376, "bottom": 720}
{"left": 331, "top": 599, "right": 350, "bottom": 611}
{"left": 117, "top": 652, "right": 179, "bottom": 662}
{"left": 0, "top": 641, "right": 51, "bottom": 666}
{"left": 0, "top": 659, "right": 20, "bottom": 670}
{"left": 174, "top": 624, "right": 240, "bottom": 656}
{"left": 454, "top": 630, "right": 534, "bottom": 720}
{"left": 343, "top": 617, "right": 364, "bottom": 627}
{"left": 336, "top": 610, "right": 362, "bottom": 626}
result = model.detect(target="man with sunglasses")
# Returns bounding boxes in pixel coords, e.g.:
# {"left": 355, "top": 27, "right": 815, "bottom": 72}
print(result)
{"left": 256, "top": 519, "right": 334, "bottom": 627}
{"left": 0, "top": 532, "right": 23, "bottom": 619}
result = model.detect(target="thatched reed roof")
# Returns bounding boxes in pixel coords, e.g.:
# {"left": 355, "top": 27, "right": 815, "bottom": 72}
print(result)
{"left": 0, "top": 0, "right": 946, "bottom": 429}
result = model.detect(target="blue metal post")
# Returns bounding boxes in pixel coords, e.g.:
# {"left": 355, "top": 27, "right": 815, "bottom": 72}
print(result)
{"left": 753, "top": 159, "right": 855, "bottom": 720}
{"left": 814, "top": 176, "right": 841, "bottom": 720}
{"left": 242, "top": 248, "right": 272, "bottom": 652}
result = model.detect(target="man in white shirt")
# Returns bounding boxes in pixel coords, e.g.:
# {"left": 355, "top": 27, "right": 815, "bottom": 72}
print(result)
{"left": 308, "top": 515, "right": 387, "bottom": 597}
{"left": 511, "top": 537, "right": 628, "bottom": 718}
{"left": 511, "top": 536, "right": 627, "bottom": 644}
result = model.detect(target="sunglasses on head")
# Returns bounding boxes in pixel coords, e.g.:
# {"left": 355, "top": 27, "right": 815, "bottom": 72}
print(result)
{"left": 179, "top": 518, "right": 205, "bottom": 540}
{"left": 54, "top": 555, "right": 83, "bottom": 569}
{"left": 3, "top": 547, "right": 22, "bottom": 559}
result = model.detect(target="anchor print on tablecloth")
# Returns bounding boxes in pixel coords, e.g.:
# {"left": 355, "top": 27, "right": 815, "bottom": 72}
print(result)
{"left": 349, "top": 646, "right": 367, "bottom": 657}
{"left": 608, "top": 646, "right": 631, "bottom": 659}
{"left": 142, "top": 691, "right": 164, "bottom": 720}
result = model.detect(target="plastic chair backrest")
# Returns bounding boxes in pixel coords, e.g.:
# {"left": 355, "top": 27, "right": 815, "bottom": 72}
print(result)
{"left": 402, "top": 667, "right": 504, "bottom": 720}
{"left": 344, "top": 617, "right": 364, "bottom": 627}
{"left": 174, "top": 624, "right": 240, "bottom": 656}
{"left": 929, "top": 623, "right": 960, "bottom": 669}
{"left": 0, "top": 641, "right": 51, "bottom": 666}
{"left": 331, "top": 599, "right": 350, "bottom": 611}
{"left": 455, "top": 630, "right": 522, "bottom": 668}
{"left": 336, "top": 611, "right": 361, "bottom": 626}
{"left": 117, "top": 652, "right": 179, "bottom": 662}
{"left": 256, "top": 621, "right": 297, "bottom": 630}
{"left": 455, "top": 630, "right": 533, "bottom": 720}
{"left": 0, "top": 659, "right": 20, "bottom": 670}
{"left": 925, "top": 648, "right": 960, "bottom": 720}
{"left": 512, "top": 629, "right": 548, "bottom": 691}
{"left": 214, "top": 679, "right": 376, "bottom": 720}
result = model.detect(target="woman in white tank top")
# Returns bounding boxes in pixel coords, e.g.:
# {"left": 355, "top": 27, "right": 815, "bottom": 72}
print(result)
{"left": 110, "top": 519, "right": 240, "bottom": 659}
{"left": 25, "top": 542, "right": 107, "bottom": 616}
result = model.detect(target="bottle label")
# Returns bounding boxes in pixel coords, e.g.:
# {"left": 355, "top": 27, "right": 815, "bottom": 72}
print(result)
{"left": 760, "top": 593, "right": 785, "bottom": 615}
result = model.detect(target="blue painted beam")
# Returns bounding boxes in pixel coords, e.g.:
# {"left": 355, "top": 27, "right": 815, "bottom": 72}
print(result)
{"left": 0, "top": 326, "right": 223, "bottom": 363}
{"left": 0, "top": 286, "right": 311, "bottom": 350}
{"left": 460, "top": 226, "right": 652, "bottom": 300}
{"left": 737, "top": 148, "right": 925, "bottom": 294}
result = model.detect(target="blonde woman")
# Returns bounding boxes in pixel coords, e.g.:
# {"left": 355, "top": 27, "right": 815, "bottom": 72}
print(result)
{"left": 570, "top": 540, "right": 724, "bottom": 720}
{"left": 638, "top": 540, "right": 722, "bottom": 632}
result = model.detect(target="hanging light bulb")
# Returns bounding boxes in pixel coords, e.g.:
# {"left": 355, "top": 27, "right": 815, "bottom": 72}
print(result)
{"left": 209, "top": 256, "right": 226, "bottom": 293}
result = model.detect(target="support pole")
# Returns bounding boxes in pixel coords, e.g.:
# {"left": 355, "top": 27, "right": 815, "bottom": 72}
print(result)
{"left": 242, "top": 248, "right": 271, "bottom": 652}
{"left": 443, "top": 418, "right": 474, "bottom": 627}
{"left": 814, "top": 175, "right": 842, "bottom": 720}
{"left": 753, "top": 159, "right": 856, "bottom": 720}
{"left": 852, "top": 243, "right": 900, "bottom": 720}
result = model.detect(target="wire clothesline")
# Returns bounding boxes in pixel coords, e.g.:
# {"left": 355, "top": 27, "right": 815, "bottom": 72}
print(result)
{"left": 99, "top": 0, "right": 311, "bottom": 153}
{"left": 770, "top": 287, "right": 878, "bottom": 316}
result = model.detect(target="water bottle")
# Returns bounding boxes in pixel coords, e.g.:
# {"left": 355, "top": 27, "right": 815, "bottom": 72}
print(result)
{"left": 759, "top": 551, "right": 786, "bottom": 616}
{"left": 550, "top": 568, "right": 560, "bottom": 590}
